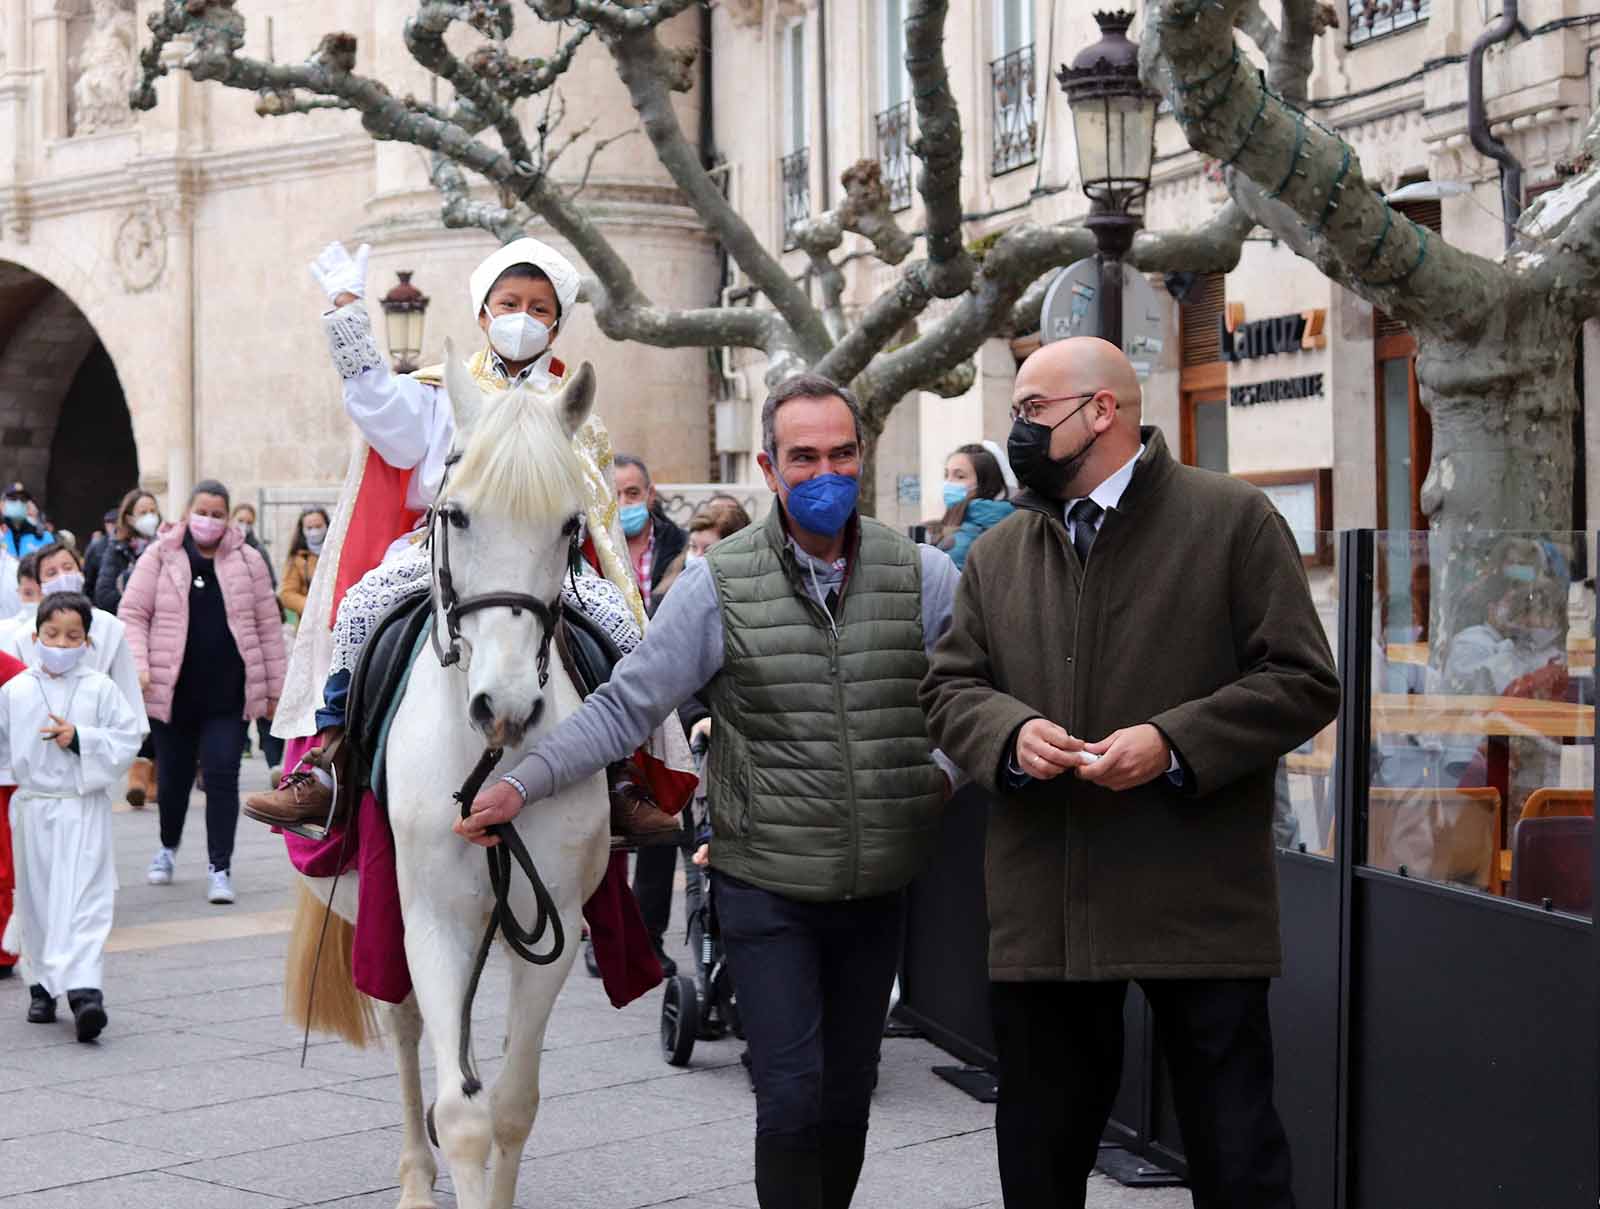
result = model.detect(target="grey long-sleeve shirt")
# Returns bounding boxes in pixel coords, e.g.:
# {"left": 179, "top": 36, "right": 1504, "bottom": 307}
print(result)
{"left": 504, "top": 536, "right": 962, "bottom": 803}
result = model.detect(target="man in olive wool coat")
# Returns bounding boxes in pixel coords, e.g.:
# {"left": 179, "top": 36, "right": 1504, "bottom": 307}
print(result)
{"left": 922, "top": 338, "right": 1340, "bottom": 1209}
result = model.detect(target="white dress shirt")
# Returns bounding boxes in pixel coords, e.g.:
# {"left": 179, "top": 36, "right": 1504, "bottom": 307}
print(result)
{"left": 1064, "top": 444, "right": 1144, "bottom": 547}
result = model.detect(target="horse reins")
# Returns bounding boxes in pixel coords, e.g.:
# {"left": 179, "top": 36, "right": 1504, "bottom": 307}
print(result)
{"left": 425, "top": 468, "right": 578, "bottom": 1098}
{"left": 451, "top": 746, "right": 566, "bottom": 1097}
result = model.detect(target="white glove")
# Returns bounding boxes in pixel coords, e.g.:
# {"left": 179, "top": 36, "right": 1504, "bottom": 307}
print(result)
{"left": 309, "top": 241, "right": 371, "bottom": 305}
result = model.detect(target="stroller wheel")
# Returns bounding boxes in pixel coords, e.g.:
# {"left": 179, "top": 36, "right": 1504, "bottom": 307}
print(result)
{"left": 661, "top": 974, "right": 700, "bottom": 1067}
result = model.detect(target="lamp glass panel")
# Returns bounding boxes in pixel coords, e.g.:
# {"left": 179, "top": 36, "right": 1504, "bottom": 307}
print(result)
{"left": 403, "top": 309, "right": 426, "bottom": 361}
{"left": 383, "top": 306, "right": 407, "bottom": 361}
{"left": 1109, "top": 93, "right": 1156, "bottom": 185}
{"left": 1070, "top": 98, "right": 1112, "bottom": 190}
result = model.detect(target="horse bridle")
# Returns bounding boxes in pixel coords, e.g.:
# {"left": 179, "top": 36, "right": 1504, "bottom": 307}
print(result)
{"left": 426, "top": 487, "right": 576, "bottom": 685}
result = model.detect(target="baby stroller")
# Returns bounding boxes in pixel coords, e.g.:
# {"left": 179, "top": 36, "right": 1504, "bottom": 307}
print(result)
{"left": 660, "top": 732, "right": 742, "bottom": 1066}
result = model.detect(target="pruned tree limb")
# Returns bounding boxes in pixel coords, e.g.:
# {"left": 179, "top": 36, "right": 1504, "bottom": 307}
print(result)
{"left": 905, "top": 0, "right": 975, "bottom": 298}
{"left": 1141, "top": 0, "right": 1504, "bottom": 339}
{"left": 603, "top": 27, "right": 834, "bottom": 356}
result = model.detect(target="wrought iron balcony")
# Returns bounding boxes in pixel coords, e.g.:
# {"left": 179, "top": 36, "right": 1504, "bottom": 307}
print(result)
{"left": 781, "top": 147, "right": 811, "bottom": 249}
{"left": 990, "top": 44, "right": 1037, "bottom": 177}
{"left": 1348, "top": 0, "right": 1428, "bottom": 45}
{"left": 875, "top": 100, "right": 914, "bottom": 212}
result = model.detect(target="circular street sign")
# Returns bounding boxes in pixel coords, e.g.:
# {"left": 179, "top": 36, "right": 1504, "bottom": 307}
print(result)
{"left": 1040, "top": 258, "right": 1165, "bottom": 381}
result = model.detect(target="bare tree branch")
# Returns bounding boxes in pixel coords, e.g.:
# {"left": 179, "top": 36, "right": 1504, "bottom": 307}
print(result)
{"left": 1141, "top": 0, "right": 1505, "bottom": 339}
{"left": 407, "top": 3, "right": 539, "bottom": 167}
{"left": 905, "top": 0, "right": 975, "bottom": 298}
{"left": 603, "top": 26, "right": 833, "bottom": 356}
{"left": 562, "top": 127, "right": 642, "bottom": 201}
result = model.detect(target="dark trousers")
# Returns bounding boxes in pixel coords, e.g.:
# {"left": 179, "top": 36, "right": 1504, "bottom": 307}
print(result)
{"left": 633, "top": 844, "right": 679, "bottom": 944}
{"left": 990, "top": 978, "right": 1295, "bottom": 1209}
{"left": 151, "top": 716, "right": 245, "bottom": 873}
{"left": 245, "top": 717, "right": 285, "bottom": 770}
{"left": 715, "top": 872, "right": 902, "bottom": 1138}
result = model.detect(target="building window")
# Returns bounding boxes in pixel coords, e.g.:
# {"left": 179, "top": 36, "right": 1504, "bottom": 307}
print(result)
{"left": 875, "top": 103, "right": 914, "bottom": 212}
{"left": 780, "top": 18, "right": 809, "bottom": 249}
{"left": 876, "top": 0, "right": 914, "bottom": 211}
{"left": 990, "top": 0, "right": 1035, "bottom": 175}
{"left": 1178, "top": 272, "right": 1228, "bottom": 470}
{"left": 1348, "top": 0, "right": 1428, "bottom": 46}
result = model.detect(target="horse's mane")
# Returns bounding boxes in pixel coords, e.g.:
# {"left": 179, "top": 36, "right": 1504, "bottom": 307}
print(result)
{"left": 449, "top": 382, "right": 588, "bottom": 526}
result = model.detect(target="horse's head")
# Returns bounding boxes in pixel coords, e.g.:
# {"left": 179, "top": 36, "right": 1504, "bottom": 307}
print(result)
{"left": 439, "top": 340, "right": 596, "bottom": 749}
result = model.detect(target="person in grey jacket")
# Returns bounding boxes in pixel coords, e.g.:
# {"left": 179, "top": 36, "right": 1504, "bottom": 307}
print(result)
{"left": 459, "top": 374, "right": 957, "bottom": 1209}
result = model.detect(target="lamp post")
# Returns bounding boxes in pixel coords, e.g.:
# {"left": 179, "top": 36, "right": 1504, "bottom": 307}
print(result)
{"left": 1057, "top": 10, "right": 1159, "bottom": 351}
{"left": 378, "top": 270, "right": 430, "bottom": 375}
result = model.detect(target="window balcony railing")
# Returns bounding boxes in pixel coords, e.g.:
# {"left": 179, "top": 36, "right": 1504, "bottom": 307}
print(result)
{"left": 874, "top": 100, "right": 914, "bottom": 212}
{"left": 781, "top": 146, "right": 811, "bottom": 250}
{"left": 1348, "top": 0, "right": 1428, "bottom": 45}
{"left": 990, "top": 44, "right": 1038, "bottom": 176}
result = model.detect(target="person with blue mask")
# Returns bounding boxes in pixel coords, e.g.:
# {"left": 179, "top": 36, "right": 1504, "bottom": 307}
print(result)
{"left": 460, "top": 373, "right": 961, "bottom": 1209}
{"left": 614, "top": 454, "right": 688, "bottom": 616}
{"left": 934, "top": 442, "right": 1016, "bottom": 572}
{"left": 0, "top": 484, "right": 54, "bottom": 561}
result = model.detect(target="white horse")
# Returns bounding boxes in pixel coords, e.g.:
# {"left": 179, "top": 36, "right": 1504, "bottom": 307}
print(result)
{"left": 284, "top": 354, "right": 612, "bottom": 1209}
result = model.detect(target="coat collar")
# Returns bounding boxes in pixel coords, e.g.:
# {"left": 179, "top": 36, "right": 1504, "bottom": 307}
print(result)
{"left": 1012, "top": 426, "right": 1176, "bottom": 527}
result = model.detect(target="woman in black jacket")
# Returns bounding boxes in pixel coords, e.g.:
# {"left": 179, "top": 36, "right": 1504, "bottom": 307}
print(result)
{"left": 95, "top": 489, "right": 162, "bottom": 616}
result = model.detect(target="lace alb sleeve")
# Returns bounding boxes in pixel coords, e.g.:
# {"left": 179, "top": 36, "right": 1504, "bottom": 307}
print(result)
{"left": 323, "top": 303, "right": 384, "bottom": 380}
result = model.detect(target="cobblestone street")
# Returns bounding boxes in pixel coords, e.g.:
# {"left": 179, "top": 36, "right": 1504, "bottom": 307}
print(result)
{"left": 0, "top": 756, "right": 1187, "bottom": 1209}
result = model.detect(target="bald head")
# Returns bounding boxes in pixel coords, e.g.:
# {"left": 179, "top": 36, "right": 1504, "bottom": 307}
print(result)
{"left": 1016, "top": 337, "right": 1142, "bottom": 416}
{"left": 1010, "top": 337, "right": 1145, "bottom": 500}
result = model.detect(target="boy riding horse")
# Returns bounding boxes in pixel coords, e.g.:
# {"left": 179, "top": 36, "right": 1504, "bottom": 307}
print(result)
{"left": 247, "top": 237, "right": 687, "bottom": 840}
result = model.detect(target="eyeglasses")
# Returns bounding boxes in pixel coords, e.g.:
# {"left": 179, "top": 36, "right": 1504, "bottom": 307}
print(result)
{"left": 1009, "top": 391, "right": 1099, "bottom": 425}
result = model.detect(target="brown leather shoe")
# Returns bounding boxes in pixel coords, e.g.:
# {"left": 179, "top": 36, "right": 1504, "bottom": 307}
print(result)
{"left": 610, "top": 784, "right": 682, "bottom": 849}
{"left": 243, "top": 769, "right": 333, "bottom": 836}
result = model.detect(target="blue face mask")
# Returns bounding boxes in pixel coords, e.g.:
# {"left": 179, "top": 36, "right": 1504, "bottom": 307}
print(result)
{"left": 619, "top": 503, "right": 651, "bottom": 538}
{"left": 2, "top": 500, "right": 25, "bottom": 522}
{"left": 783, "top": 472, "right": 860, "bottom": 537}
{"left": 943, "top": 481, "right": 971, "bottom": 510}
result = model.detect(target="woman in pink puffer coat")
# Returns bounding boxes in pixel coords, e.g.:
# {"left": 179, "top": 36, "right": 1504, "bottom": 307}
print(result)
{"left": 118, "top": 480, "right": 285, "bottom": 905}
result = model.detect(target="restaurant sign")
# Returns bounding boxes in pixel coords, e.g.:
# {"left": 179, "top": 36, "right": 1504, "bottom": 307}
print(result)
{"left": 1229, "top": 373, "right": 1325, "bottom": 407}
{"left": 1219, "top": 304, "right": 1327, "bottom": 362}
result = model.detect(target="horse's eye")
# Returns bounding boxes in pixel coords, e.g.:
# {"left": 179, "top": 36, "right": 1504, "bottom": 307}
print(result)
{"left": 449, "top": 507, "right": 470, "bottom": 530}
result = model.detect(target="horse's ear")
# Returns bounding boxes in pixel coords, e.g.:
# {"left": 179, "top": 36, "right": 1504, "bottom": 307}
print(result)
{"left": 554, "top": 361, "right": 595, "bottom": 439}
{"left": 443, "top": 337, "right": 487, "bottom": 435}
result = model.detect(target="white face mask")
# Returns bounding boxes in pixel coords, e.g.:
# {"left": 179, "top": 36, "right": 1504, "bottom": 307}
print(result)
{"left": 487, "top": 312, "right": 552, "bottom": 363}
{"left": 42, "top": 572, "right": 84, "bottom": 597}
{"left": 133, "top": 513, "right": 160, "bottom": 539}
{"left": 37, "top": 643, "right": 86, "bottom": 677}
{"left": 303, "top": 527, "right": 327, "bottom": 553}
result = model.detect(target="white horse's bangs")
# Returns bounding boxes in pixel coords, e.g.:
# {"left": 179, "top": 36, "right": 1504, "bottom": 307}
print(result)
{"left": 450, "top": 385, "right": 587, "bottom": 526}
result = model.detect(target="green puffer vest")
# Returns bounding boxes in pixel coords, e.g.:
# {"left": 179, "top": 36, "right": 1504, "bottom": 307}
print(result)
{"left": 703, "top": 507, "right": 946, "bottom": 902}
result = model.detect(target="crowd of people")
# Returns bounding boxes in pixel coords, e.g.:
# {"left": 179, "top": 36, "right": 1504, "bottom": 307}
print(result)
{"left": 0, "top": 228, "right": 1342, "bottom": 1209}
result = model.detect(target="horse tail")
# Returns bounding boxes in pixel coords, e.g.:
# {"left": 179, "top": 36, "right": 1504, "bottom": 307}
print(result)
{"left": 284, "top": 880, "right": 380, "bottom": 1049}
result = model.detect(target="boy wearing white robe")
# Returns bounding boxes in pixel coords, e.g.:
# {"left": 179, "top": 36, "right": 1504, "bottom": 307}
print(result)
{"left": 3, "top": 546, "right": 148, "bottom": 733}
{"left": 0, "top": 593, "right": 142, "bottom": 1041}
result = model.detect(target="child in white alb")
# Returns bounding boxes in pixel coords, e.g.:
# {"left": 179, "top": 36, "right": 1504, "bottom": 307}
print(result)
{"left": 0, "top": 592, "right": 143, "bottom": 1040}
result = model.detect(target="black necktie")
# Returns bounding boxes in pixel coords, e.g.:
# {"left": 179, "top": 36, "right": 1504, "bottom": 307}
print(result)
{"left": 1068, "top": 499, "right": 1103, "bottom": 566}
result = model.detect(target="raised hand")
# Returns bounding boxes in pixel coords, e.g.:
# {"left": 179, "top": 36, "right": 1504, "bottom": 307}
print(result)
{"left": 308, "top": 241, "right": 372, "bottom": 306}
{"left": 40, "top": 713, "right": 76, "bottom": 751}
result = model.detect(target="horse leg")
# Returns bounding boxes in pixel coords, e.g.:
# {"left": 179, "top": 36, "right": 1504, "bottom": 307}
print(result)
{"left": 403, "top": 903, "right": 496, "bottom": 1209}
{"left": 388, "top": 995, "right": 438, "bottom": 1209}
{"left": 486, "top": 908, "right": 583, "bottom": 1209}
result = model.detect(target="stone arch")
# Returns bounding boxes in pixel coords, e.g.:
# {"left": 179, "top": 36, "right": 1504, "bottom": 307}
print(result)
{"left": 0, "top": 262, "right": 138, "bottom": 536}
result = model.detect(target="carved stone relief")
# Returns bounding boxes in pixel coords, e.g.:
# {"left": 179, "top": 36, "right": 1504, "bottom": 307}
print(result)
{"left": 114, "top": 208, "right": 166, "bottom": 292}
{"left": 720, "top": 0, "right": 765, "bottom": 29}
{"left": 71, "top": 0, "right": 137, "bottom": 136}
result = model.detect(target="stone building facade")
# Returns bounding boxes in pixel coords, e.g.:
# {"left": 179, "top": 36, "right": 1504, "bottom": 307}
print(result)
{"left": 0, "top": 0, "right": 717, "bottom": 545}
{"left": 707, "top": 0, "right": 1600, "bottom": 536}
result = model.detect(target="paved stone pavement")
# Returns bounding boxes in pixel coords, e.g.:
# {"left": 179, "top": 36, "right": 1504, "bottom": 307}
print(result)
{"left": 0, "top": 755, "right": 1190, "bottom": 1209}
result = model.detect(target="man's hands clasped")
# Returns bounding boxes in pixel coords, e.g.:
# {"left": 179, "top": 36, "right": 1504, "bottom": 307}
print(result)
{"left": 1015, "top": 719, "right": 1172, "bottom": 792}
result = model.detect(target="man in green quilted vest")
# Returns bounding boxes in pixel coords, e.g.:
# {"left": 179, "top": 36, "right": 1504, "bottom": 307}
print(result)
{"left": 460, "top": 373, "right": 959, "bottom": 1209}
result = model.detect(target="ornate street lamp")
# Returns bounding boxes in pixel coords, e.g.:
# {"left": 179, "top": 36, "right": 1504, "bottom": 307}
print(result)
{"left": 1058, "top": 10, "right": 1159, "bottom": 349}
{"left": 379, "top": 271, "right": 430, "bottom": 375}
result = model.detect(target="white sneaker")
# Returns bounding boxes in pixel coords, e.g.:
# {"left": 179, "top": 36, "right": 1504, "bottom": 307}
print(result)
{"left": 146, "top": 847, "right": 176, "bottom": 886}
{"left": 206, "top": 867, "right": 235, "bottom": 905}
